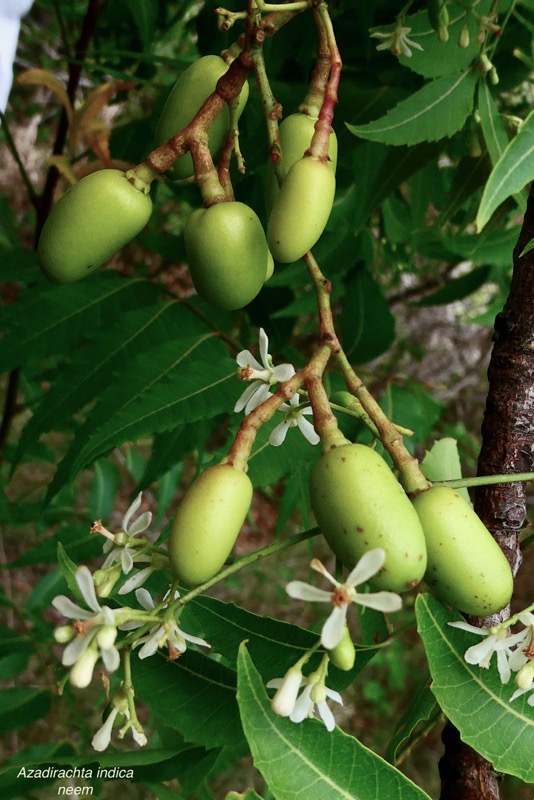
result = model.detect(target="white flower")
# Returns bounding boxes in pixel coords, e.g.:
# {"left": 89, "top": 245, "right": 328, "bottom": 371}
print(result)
{"left": 370, "top": 25, "right": 423, "bottom": 57}
{"left": 52, "top": 566, "right": 121, "bottom": 684}
{"left": 269, "top": 393, "right": 320, "bottom": 447}
{"left": 267, "top": 668, "right": 343, "bottom": 732}
{"left": 121, "top": 587, "right": 210, "bottom": 659}
{"left": 99, "top": 493, "right": 156, "bottom": 577}
{"left": 448, "top": 620, "right": 529, "bottom": 684}
{"left": 286, "top": 550, "right": 402, "bottom": 649}
{"left": 234, "top": 328, "right": 295, "bottom": 415}
{"left": 267, "top": 666, "right": 303, "bottom": 717}
{"left": 92, "top": 698, "right": 148, "bottom": 752}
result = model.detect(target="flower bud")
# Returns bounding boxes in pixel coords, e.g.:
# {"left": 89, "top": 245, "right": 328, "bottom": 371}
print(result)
{"left": 96, "top": 625, "right": 118, "bottom": 650}
{"left": 515, "top": 661, "right": 534, "bottom": 690}
{"left": 458, "top": 24, "right": 470, "bottom": 48}
{"left": 70, "top": 647, "right": 99, "bottom": 688}
{"left": 270, "top": 667, "right": 302, "bottom": 717}
{"left": 54, "top": 625, "right": 74, "bottom": 644}
{"left": 310, "top": 681, "right": 327, "bottom": 705}
{"left": 94, "top": 566, "right": 121, "bottom": 598}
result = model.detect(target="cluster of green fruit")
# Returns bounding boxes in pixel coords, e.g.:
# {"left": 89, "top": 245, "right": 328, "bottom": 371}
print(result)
{"left": 169, "top": 437, "right": 513, "bottom": 619}
{"left": 36, "top": 53, "right": 337, "bottom": 312}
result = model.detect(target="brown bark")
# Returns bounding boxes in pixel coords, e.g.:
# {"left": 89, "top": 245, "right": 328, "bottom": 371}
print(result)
{"left": 439, "top": 188, "right": 534, "bottom": 800}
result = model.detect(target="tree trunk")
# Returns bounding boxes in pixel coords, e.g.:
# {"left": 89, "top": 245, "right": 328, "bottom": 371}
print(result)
{"left": 439, "top": 188, "right": 534, "bottom": 800}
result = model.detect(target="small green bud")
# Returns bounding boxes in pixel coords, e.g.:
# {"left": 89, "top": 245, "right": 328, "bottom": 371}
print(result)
{"left": 54, "top": 625, "right": 74, "bottom": 644}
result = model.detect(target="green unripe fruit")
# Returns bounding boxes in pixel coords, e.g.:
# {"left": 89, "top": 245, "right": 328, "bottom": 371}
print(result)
{"left": 266, "top": 113, "right": 337, "bottom": 212}
{"left": 265, "top": 250, "right": 275, "bottom": 281}
{"left": 309, "top": 443, "right": 427, "bottom": 593}
{"left": 329, "top": 626, "right": 356, "bottom": 671}
{"left": 412, "top": 486, "right": 513, "bottom": 615}
{"left": 267, "top": 157, "right": 336, "bottom": 263}
{"left": 154, "top": 54, "right": 249, "bottom": 180}
{"left": 37, "top": 169, "right": 152, "bottom": 284}
{"left": 169, "top": 464, "right": 253, "bottom": 587}
{"left": 184, "top": 201, "right": 269, "bottom": 309}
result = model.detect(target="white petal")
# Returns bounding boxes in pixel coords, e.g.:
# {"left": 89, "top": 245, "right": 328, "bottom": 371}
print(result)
{"left": 234, "top": 381, "right": 261, "bottom": 413}
{"left": 496, "top": 649, "right": 512, "bottom": 684}
{"left": 325, "top": 687, "right": 343, "bottom": 705}
{"left": 272, "top": 363, "right": 296, "bottom": 382}
{"left": 321, "top": 606, "right": 348, "bottom": 649}
{"left": 266, "top": 678, "right": 283, "bottom": 689}
{"left": 137, "top": 630, "right": 163, "bottom": 659}
{"left": 296, "top": 415, "right": 320, "bottom": 445}
{"left": 176, "top": 627, "right": 211, "bottom": 648}
{"left": 286, "top": 582, "right": 332, "bottom": 603}
{"left": 510, "top": 686, "right": 530, "bottom": 702}
{"left": 101, "top": 645, "right": 120, "bottom": 673}
{"left": 76, "top": 566, "right": 101, "bottom": 613}
{"left": 448, "top": 621, "right": 488, "bottom": 636}
{"left": 135, "top": 587, "right": 155, "bottom": 610}
{"left": 355, "top": 590, "right": 402, "bottom": 613}
{"left": 121, "top": 547, "right": 134, "bottom": 575}
{"left": 375, "top": 40, "right": 393, "bottom": 51}
{"left": 127, "top": 511, "right": 152, "bottom": 537}
{"left": 101, "top": 548, "right": 121, "bottom": 569}
{"left": 464, "top": 636, "right": 496, "bottom": 665}
{"left": 258, "top": 328, "right": 270, "bottom": 368}
{"left": 310, "top": 559, "right": 339, "bottom": 587}
{"left": 290, "top": 684, "right": 313, "bottom": 723}
{"left": 131, "top": 728, "right": 148, "bottom": 747}
{"left": 118, "top": 567, "right": 154, "bottom": 595}
{"left": 245, "top": 383, "right": 272, "bottom": 415}
{"left": 346, "top": 548, "right": 385, "bottom": 587}
{"left": 118, "top": 619, "right": 144, "bottom": 631}
{"left": 92, "top": 707, "right": 119, "bottom": 752}
{"left": 316, "top": 700, "right": 336, "bottom": 731}
{"left": 52, "top": 595, "right": 93, "bottom": 620}
{"left": 269, "top": 421, "right": 289, "bottom": 447}
{"left": 62, "top": 631, "right": 94, "bottom": 666}
{"left": 236, "top": 349, "right": 263, "bottom": 371}
{"left": 122, "top": 493, "right": 143, "bottom": 531}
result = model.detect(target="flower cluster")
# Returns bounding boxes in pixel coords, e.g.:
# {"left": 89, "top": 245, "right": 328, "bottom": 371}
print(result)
{"left": 91, "top": 492, "right": 164, "bottom": 597}
{"left": 51, "top": 493, "right": 211, "bottom": 752}
{"left": 267, "top": 656, "right": 342, "bottom": 732}
{"left": 119, "top": 587, "right": 210, "bottom": 660}
{"left": 234, "top": 328, "right": 320, "bottom": 447}
{"left": 267, "top": 549, "right": 403, "bottom": 731}
{"left": 449, "top": 609, "right": 534, "bottom": 704}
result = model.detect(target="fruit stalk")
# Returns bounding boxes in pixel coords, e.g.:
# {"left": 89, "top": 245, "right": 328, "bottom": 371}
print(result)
{"left": 307, "top": 3, "right": 341, "bottom": 163}
{"left": 227, "top": 343, "right": 332, "bottom": 471}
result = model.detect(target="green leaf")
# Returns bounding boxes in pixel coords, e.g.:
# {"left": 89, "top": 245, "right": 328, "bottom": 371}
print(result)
{"left": 478, "top": 79, "right": 510, "bottom": 166}
{"left": 0, "top": 273, "right": 160, "bottom": 373}
{"left": 236, "top": 645, "right": 432, "bottom": 800}
{"left": 13, "top": 302, "right": 200, "bottom": 467}
{"left": 183, "top": 595, "right": 371, "bottom": 692}
{"left": 46, "top": 335, "right": 236, "bottom": 498}
{"left": 385, "top": 677, "right": 441, "bottom": 764}
{"left": 56, "top": 542, "right": 84, "bottom": 604}
{"left": 340, "top": 266, "right": 395, "bottom": 362}
{"left": 420, "top": 438, "right": 470, "bottom": 502}
{"left": 519, "top": 237, "right": 534, "bottom": 257}
{"left": 225, "top": 790, "right": 264, "bottom": 800}
{"left": 88, "top": 459, "right": 120, "bottom": 520}
{"left": 476, "top": 109, "right": 534, "bottom": 231}
{"left": 338, "top": 142, "right": 441, "bottom": 235}
{"left": 416, "top": 594, "right": 534, "bottom": 782}
{"left": 0, "top": 652, "right": 30, "bottom": 680}
{"left": 133, "top": 650, "right": 245, "bottom": 750}
{"left": 415, "top": 265, "right": 491, "bottom": 306}
{"left": 0, "top": 688, "right": 51, "bottom": 733}
{"left": 346, "top": 71, "right": 477, "bottom": 146}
